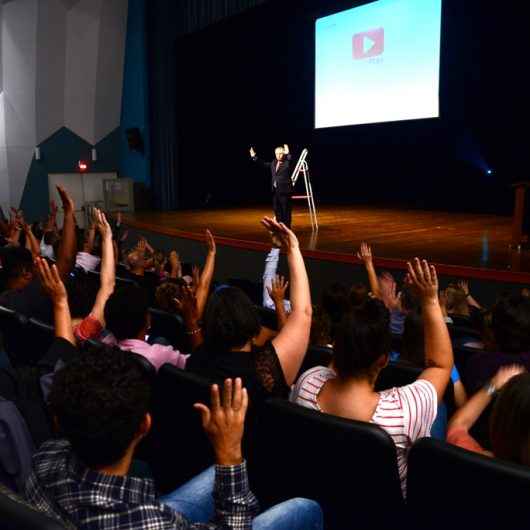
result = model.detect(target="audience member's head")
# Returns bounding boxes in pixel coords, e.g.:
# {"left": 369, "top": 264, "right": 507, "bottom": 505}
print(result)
{"left": 400, "top": 311, "right": 425, "bottom": 367}
{"left": 48, "top": 345, "right": 151, "bottom": 469}
{"left": 333, "top": 298, "right": 391, "bottom": 381}
{"left": 104, "top": 284, "right": 150, "bottom": 341}
{"left": 322, "top": 282, "right": 351, "bottom": 324}
{"left": 445, "top": 284, "right": 469, "bottom": 316}
{"left": 203, "top": 286, "right": 260, "bottom": 351}
{"left": 492, "top": 295, "right": 530, "bottom": 354}
{"left": 126, "top": 250, "right": 146, "bottom": 274}
{"left": 349, "top": 283, "right": 369, "bottom": 309}
{"left": 0, "top": 246, "right": 34, "bottom": 290}
{"left": 490, "top": 373, "right": 530, "bottom": 466}
{"left": 155, "top": 279, "right": 186, "bottom": 313}
{"left": 310, "top": 305, "right": 332, "bottom": 347}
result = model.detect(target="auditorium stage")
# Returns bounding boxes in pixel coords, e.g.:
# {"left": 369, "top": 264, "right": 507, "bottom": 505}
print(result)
{"left": 123, "top": 205, "right": 530, "bottom": 284}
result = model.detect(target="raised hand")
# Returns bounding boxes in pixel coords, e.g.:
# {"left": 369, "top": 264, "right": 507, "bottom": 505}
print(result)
{"left": 267, "top": 275, "right": 289, "bottom": 305}
{"left": 356, "top": 242, "right": 373, "bottom": 265}
{"left": 194, "top": 378, "right": 248, "bottom": 466}
{"left": 191, "top": 265, "right": 201, "bottom": 291}
{"left": 283, "top": 144, "right": 289, "bottom": 155}
{"left": 205, "top": 229, "right": 216, "bottom": 254}
{"left": 35, "top": 257, "right": 67, "bottom": 305}
{"left": 93, "top": 208, "right": 112, "bottom": 239}
{"left": 491, "top": 365, "right": 526, "bottom": 391}
{"left": 249, "top": 147, "right": 256, "bottom": 158}
{"left": 405, "top": 258, "right": 439, "bottom": 304}
{"left": 174, "top": 285, "right": 199, "bottom": 322}
{"left": 56, "top": 185, "right": 75, "bottom": 215}
{"left": 169, "top": 250, "right": 182, "bottom": 278}
{"left": 261, "top": 216, "right": 299, "bottom": 251}
{"left": 379, "top": 272, "right": 401, "bottom": 311}
{"left": 457, "top": 280, "right": 470, "bottom": 296}
{"left": 136, "top": 237, "right": 147, "bottom": 254}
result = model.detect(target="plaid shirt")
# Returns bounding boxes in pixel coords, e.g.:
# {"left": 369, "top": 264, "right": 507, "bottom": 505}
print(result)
{"left": 25, "top": 439, "right": 259, "bottom": 530}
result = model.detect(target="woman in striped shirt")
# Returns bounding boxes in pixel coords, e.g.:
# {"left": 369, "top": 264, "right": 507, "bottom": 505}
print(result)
{"left": 290, "top": 258, "right": 453, "bottom": 496}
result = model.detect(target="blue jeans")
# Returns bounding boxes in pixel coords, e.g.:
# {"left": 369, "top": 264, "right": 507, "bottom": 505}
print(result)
{"left": 160, "top": 466, "right": 323, "bottom": 530}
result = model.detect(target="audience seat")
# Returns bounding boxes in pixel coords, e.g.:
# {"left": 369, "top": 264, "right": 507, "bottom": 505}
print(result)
{"left": 448, "top": 324, "right": 482, "bottom": 343}
{"left": 295, "top": 345, "right": 333, "bottom": 380}
{"left": 148, "top": 308, "right": 187, "bottom": 351}
{"left": 146, "top": 364, "right": 214, "bottom": 493}
{"left": 407, "top": 437, "right": 530, "bottom": 528}
{"left": 0, "top": 485, "right": 71, "bottom": 530}
{"left": 0, "top": 306, "right": 30, "bottom": 365}
{"left": 249, "top": 398, "right": 404, "bottom": 530}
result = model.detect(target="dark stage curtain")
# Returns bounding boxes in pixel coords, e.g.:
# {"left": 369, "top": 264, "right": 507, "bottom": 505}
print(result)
{"left": 146, "top": 0, "right": 268, "bottom": 210}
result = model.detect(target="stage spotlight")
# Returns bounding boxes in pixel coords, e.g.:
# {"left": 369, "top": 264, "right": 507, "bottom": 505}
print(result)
{"left": 486, "top": 169, "right": 493, "bottom": 175}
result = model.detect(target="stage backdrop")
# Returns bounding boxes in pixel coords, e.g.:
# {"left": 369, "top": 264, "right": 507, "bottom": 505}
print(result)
{"left": 150, "top": 0, "right": 528, "bottom": 215}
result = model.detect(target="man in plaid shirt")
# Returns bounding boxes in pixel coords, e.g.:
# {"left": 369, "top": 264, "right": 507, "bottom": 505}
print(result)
{"left": 23, "top": 341, "right": 322, "bottom": 529}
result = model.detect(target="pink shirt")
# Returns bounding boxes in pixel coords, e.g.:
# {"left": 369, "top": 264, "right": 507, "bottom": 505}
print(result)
{"left": 74, "top": 315, "right": 189, "bottom": 371}
{"left": 290, "top": 366, "right": 437, "bottom": 497}
{"left": 118, "top": 339, "right": 188, "bottom": 371}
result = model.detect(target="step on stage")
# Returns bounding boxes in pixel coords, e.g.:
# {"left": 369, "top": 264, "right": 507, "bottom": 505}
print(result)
{"left": 123, "top": 205, "right": 530, "bottom": 284}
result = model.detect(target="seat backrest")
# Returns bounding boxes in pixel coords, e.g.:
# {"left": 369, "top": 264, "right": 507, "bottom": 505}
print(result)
{"left": 0, "top": 305, "right": 30, "bottom": 366}
{"left": 407, "top": 437, "right": 530, "bottom": 528}
{"left": 0, "top": 485, "right": 70, "bottom": 530}
{"left": 250, "top": 399, "right": 404, "bottom": 530}
{"left": 148, "top": 308, "right": 187, "bottom": 351}
{"left": 295, "top": 345, "right": 333, "bottom": 381}
{"left": 0, "top": 397, "right": 35, "bottom": 493}
{"left": 146, "top": 364, "right": 214, "bottom": 493}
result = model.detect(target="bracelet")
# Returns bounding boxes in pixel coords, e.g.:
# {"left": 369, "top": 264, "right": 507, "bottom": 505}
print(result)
{"left": 185, "top": 328, "right": 201, "bottom": 336}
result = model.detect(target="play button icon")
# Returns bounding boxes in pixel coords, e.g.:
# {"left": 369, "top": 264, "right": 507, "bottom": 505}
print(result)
{"left": 353, "top": 27, "right": 385, "bottom": 60}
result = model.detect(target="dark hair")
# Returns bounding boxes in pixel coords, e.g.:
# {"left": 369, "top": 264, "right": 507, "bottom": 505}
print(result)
{"left": 104, "top": 285, "right": 149, "bottom": 341}
{"left": 65, "top": 272, "right": 98, "bottom": 319}
{"left": 492, "top": 296, "right": 530, "bottom": 353}
{"left": 48, "top": 345, "right": 151, "bottom": 468}
{"left": 490, "top": 373, "right": 530, "bottom": 466}
{"left": 155, "top": 279, "right": 186, "bottom": 313}
{"left": 349, "top": 283, "right": 369, "bottom": 308}
{"left": 334, "top": 298, "right": 391, "bottom": 379}
{"left": 321, "top": 282, "right": 351, "bottom": 324}
{"left": 1, "top": 247, "right": 33, "bottom": 280}
{"left": 310, "top": 305, "right": 332, "bottom": 347}
{"left": 400, "top": 311, "right": 425, "bottom": 367}
{"left": 400, "top": 284, "right": 418, "bottom": 312}
{"left": 203, "top": 286, "right": 260, "bottom": 351}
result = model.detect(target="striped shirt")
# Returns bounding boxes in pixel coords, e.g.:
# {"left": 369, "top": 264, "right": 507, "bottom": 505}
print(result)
{"left": 290, "top": 366, "right": 437, "bottom": 496}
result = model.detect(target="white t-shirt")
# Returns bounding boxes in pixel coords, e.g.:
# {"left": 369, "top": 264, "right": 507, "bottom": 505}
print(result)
{"left": 290, "top": 366, "right": 437, "bottom": 497}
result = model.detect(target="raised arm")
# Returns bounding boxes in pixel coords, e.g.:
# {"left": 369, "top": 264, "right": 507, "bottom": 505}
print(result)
{"left": 23, "top": 223, "right": 41, "bottom": 258}
{"left": 195, "top": 229, "right": 216, "bottom": 320}
{"left": 356, "top": 242, "right": 381, "bottom": 298}
{"left": 89, "top": 209, "right": 115, "bottom": 325}
{"left": 250, "top": 146, "right": 271, "bottom": 168}
{"left": 266, "top": 274, "right": 289, "bottom": 329}
{"left": 406, "top": 258, "right": 453, "bottom": 402}
{"left": 55, "top": 186, "right": 77, "bottom": 279}
{"left": 448, "top": 365, "right": 524, "bottom": 433}
{"left": 194, "top": 379, "right": 259, "bottom": 527}
{"left": 266, "top": 218, "right": 312, "bottom": 385}
{"left": 458, "top": 280, "right": 482, "bottom": 310}
{"left": 35, "top": 257, "right": 75, "bottom": 345}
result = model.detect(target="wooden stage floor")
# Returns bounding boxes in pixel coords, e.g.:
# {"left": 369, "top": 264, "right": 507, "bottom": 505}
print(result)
{"left": 123, "top": 205, "right": 530, "bottom": 284}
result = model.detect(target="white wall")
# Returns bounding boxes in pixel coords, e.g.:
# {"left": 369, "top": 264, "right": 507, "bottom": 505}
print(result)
{"left": 0, "top": 0, "right": 128, "bottom": 212}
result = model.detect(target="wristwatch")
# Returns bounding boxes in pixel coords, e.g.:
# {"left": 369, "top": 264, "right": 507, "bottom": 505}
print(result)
{"left": 484, "top": 381, "right": 497, "bottom": 397}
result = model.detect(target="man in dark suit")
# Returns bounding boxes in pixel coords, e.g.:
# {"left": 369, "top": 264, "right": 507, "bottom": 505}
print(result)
{"left": 250, "top": 144, "right": 293, "bottom": 227}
